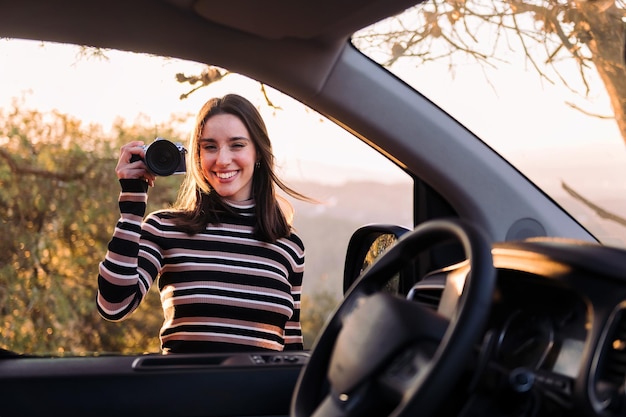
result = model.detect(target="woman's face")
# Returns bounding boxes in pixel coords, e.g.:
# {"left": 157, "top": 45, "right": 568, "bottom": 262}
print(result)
{"left": 199, "top": 113, "right": 258, "bottom": 202}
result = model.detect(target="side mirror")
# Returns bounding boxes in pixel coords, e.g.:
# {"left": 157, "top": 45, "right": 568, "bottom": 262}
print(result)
{"left": 343, "top": 224, "right": 410, "bottom": 294}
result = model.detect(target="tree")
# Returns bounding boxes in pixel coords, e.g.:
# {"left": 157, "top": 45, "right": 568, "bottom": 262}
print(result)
{"left": 351, "top": 0, "right": 626, "bottom": 228}
{"left": 301, "top": 289, "right": 340, "bottom": 349}
{"left": 0, "top": 99, "right": 185, "bottom": 354}
{"left": 351, "top": 0, "right": 626, "bottom": 142}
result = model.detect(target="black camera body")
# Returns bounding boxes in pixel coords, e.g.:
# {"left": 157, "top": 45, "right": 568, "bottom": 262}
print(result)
{"left": 131, "top": 137, "right": 187, "bottom": 176}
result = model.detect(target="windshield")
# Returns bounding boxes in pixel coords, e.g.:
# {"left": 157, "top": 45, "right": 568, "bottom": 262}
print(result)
{"left": 352, "top": 0, "right": 626, "bottom": 248}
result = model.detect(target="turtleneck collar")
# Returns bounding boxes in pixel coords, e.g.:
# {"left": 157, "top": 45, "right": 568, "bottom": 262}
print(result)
{"left": 223, "top": 198, "right": 255, "bottom": 211}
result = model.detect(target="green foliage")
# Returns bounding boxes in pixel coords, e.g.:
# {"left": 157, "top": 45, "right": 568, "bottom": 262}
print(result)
{"left": 0, "top": 101, "right": 184, "bottom": 354}
{"left": 300, "top": 289, "right": 340, "bottom": 349}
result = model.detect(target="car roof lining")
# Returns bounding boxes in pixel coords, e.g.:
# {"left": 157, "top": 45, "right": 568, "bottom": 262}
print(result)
{"left": 0, "top": 0, "right": 414, "bottom": 100}
{"left": 166, "top": 0, "right": 421, "bottom": 42}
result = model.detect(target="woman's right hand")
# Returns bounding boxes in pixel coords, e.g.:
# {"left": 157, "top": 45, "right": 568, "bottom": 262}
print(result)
{"left": 116, "top": 141, "right": 156, "bottom": 187}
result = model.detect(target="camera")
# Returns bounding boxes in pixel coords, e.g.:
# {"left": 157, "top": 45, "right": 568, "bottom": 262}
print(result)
{"left": 131, "top": 137, "right": 187, "bottom": 176}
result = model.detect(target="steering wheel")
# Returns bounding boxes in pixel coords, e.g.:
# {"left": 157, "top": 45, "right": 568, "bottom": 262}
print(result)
{"left": 291, "top": 218, "right": 496, "bottom": 417}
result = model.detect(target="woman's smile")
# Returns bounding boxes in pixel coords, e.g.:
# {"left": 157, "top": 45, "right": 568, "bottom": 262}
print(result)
{"left": 214, "top": 170, "right": 238, "bottom": 180}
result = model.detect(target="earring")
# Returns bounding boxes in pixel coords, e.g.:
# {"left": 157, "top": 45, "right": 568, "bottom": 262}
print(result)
{"left": 255, "top": 161, "right": 261, "bottom": 169}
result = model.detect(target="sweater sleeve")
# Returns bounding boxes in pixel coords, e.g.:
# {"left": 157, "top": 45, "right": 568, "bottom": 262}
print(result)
{"left": 96, "top": 179, "right": 158, "bottom": 321}
{"left": 283, "top": 233, "right": 305, "bottom": 351}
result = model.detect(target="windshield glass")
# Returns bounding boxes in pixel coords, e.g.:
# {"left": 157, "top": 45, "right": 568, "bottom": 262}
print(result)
{"left": 352, "top": 0, "right": 626, "bottom": 248}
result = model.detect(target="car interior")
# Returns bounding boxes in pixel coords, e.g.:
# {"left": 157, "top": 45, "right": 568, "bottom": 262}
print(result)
{"left": 2, "top": 0, "right": 626, "bottom": 416}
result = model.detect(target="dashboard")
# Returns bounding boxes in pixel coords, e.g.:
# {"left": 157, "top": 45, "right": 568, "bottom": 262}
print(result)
{"left": 410, "top": 237, "right": 626, "bottom": 416}
{"left": 491, "top": 273, "right": 587, "bottom": 379}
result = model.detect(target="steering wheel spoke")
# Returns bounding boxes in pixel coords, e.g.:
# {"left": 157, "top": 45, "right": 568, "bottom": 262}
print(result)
{"left": 329, "top": 292, "right": 449, "bottom": 395}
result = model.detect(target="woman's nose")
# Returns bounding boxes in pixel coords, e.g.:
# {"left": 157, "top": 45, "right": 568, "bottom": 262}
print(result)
{"left": 216, "top": 148, "right": 231, "bottom": 165}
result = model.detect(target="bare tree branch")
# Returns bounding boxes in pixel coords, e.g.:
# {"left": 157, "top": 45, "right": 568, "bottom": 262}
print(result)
{"left": 176, "top": 66, "right": 229, "bottom": 100}
{"left": 562, "top": 181, "right": 626, "bottom": 227}
{"left": 0, "top": 148, "right": 87, "bottom": 181}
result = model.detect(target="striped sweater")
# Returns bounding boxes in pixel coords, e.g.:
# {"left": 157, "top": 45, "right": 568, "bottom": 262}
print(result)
{"left": 97, "top": 179, "right": 305, "bottom": 353}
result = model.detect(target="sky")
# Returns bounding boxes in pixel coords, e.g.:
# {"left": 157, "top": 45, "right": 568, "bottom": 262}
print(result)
{"left": 0, "top": 38, "right": 410, "bottom": 186}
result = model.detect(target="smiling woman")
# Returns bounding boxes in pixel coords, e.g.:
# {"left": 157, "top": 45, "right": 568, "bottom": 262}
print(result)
{"left": 97, "top": 93, "right": 320, "bottom": 354}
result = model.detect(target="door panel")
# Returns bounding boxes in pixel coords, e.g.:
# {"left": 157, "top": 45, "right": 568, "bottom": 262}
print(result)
{"left": 0, "top": 352, "right": 308, "bottom": 417}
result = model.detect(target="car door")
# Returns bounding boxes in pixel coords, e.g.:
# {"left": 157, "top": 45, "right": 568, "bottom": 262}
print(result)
{"left": 0, "top": 350, "right": 307, "bottom": 417}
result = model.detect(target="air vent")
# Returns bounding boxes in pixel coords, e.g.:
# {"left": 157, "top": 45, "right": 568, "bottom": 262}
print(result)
{"left": 407, "top": 273, "right": 445, "bottom": 310}
{"left": 407, "top": 263, "right": 467, "bottom": 311}
{"left": 409, "top": 287, "right": 443, "bottom": 310}
{"left": 593, "top": 306, "right": 626, "bottom": 414}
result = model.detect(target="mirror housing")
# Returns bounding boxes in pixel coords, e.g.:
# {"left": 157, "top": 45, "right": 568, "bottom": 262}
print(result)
{"left": 343, "top": 224, "right": 410, "bottom": 294}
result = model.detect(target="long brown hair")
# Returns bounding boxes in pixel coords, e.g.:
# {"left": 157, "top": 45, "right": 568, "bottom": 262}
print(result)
{"left": 172, "top": 94, "right": 312, "bottom": 242}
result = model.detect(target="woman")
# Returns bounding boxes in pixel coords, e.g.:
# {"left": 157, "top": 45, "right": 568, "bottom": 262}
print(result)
{"left": 97, "top": 93, "right": 311, "bottom": 354}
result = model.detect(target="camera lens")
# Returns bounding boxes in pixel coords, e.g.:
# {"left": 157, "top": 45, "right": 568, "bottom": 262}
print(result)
{"left": 144, "top": 140, "right": 182, "bottom": 176}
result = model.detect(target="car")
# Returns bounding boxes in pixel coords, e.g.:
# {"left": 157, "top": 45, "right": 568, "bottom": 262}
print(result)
{"left": 1, "top": 0, "right": 626, "bottom": 416}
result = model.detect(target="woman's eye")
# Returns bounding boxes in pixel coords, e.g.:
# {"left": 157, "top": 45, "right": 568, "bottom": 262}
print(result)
{"left": 231, "top": 142, "right": 245, "bottom": 149}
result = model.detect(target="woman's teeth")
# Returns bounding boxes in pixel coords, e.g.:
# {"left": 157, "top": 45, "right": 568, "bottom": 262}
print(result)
{"left": 216, "top": 171, "right": 237, "bottom": 179}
